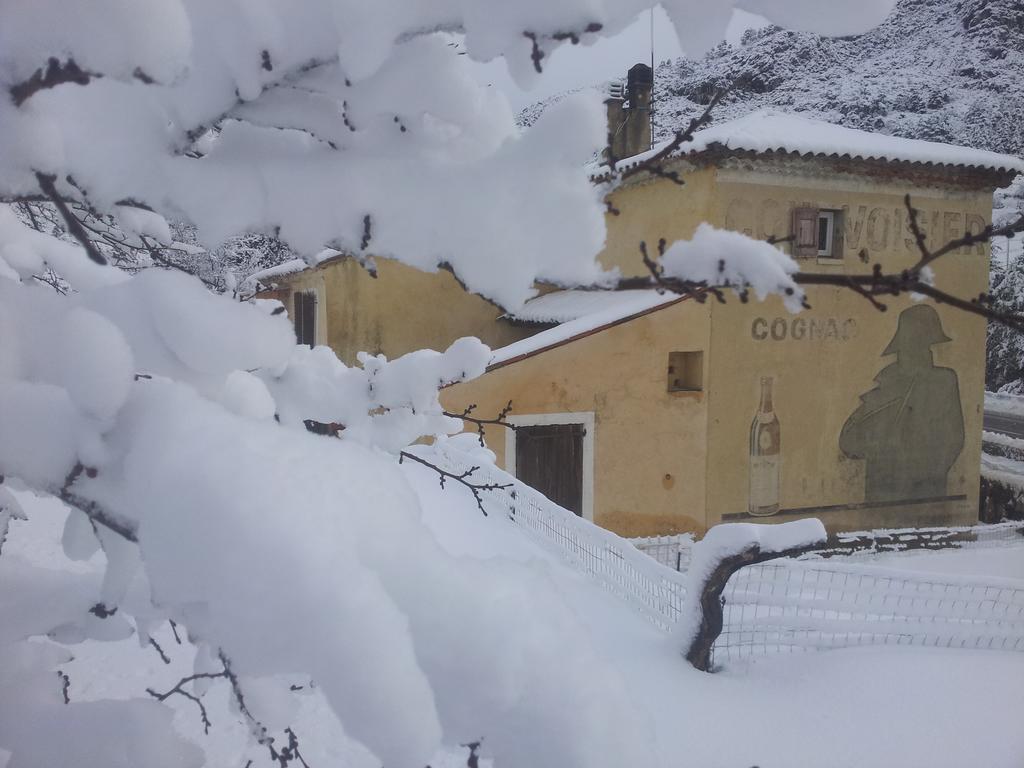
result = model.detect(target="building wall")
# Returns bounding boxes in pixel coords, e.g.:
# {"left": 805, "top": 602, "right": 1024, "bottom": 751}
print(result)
{"left": 271, "top": 157, "right": 994, "bottom": 537}
{"left": 444, "top": 162, "right": 992, "bottom": 536}
{"left": 597, "top": 166, "right": 717, "bottom": 277}
{"left": 443, "top": 298, "right": 714, "bottom": 537}
{"left": 271, "top": 257, "right": 532, "bottom": 364}
{"left": 700, "top": 169, "right": 991, "bottom": 531}
{"left": 264, "top": 269, "right": 329, "bottom": 347}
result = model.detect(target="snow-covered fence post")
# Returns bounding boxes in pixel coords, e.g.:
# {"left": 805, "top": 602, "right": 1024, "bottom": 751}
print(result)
{"left": 678, "top": 519, "right": 827, "bottom": 672}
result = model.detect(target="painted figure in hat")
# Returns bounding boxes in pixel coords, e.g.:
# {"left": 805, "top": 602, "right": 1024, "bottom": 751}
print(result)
{"left": 840, "top": 304, "right": 964, "bottom": 503}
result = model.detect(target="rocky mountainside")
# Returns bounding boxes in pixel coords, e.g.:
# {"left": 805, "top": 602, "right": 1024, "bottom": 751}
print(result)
{"left": 521, "top": 0, "right": 1024, "bottom": 215}
{"left": 652, "top": 0, "right": 1023, "bottom": 154}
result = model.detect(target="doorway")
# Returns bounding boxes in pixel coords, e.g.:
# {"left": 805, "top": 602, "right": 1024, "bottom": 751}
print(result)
{"left": 506, "top": 413, "right": 595, "bottom": 520}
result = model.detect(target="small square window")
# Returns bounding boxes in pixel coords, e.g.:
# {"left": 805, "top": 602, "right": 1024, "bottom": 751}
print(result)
{"left": 668, "top": 351, "right": 703, "bottom": 392}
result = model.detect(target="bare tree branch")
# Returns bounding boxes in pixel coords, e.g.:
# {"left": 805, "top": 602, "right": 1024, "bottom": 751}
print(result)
{"left": 34, "top": 173, "right": 108, "bottom": 265}
{"left": 522, "top": 23, "right": 603, "bottom": 74}
{"left": 613, "top": 87, "right": 728, "bottom": 178}
{"left": 398, "top": 451, "right": 511, "bottom": 516}
{"left": 149, "top": 637, "right": 172, "bottom": 665}
{"left": 59, "top": 463, "right": 139, "bottom": 543}
{"left": 57, "top": 670, "right": 71, "bottom": 704}
{"left": 217, "top": 653, "right": 311, "bottom": 767}
{"left": 600, "top": 197, "right": 1024, "bottom": 334}
{"left": 443, "top": 401, "right": 516, "bottom": 446}
{"left": 146, "top": 671, "right": 228, "bottom": 734}
{"left": 905, "top": 193, "right": 1024, "bottom": 275}
{"left": 10, "top": 58, "right": 97, "bottom": 107}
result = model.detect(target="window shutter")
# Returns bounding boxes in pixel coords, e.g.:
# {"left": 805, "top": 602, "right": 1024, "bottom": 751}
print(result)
{"left": 831, "top": 212, "right": 845, "bottom": 259}
{"left": 292, "top": 292, "right": 303, "bottom": 342}
{"left": 791, "top": 206, "right": 819, "bottom": 259}
{"left": 302, "top": 291, "right": 316, "bottom": 346}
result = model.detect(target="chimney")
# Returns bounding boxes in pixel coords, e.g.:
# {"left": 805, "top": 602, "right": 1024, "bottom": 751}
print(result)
{"left": 605, "top": 63, "right": 652, "bottom": 165}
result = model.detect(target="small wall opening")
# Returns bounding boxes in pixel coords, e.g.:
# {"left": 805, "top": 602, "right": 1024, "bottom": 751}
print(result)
{"left": 668, "top": 351, "right": 703, "bottom": 392}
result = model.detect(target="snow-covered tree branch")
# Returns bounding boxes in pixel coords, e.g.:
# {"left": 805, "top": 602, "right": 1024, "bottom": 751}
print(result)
{"left": 0, "top": 2, "right": 917, "bottom": 766}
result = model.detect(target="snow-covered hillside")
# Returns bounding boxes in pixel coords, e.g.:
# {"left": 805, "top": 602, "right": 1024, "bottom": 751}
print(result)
{"left": 648, "top": 0, "right": 1024, "bottom": 154}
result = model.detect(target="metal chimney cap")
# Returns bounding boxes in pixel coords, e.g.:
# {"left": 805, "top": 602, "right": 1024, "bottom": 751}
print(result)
{"left": 627, "top": 63, "right": 653, "bottom": 86}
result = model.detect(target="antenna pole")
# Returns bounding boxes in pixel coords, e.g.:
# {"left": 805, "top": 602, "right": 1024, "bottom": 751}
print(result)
{"left": 649, "top": 9, "right": 655, "bottom": 149}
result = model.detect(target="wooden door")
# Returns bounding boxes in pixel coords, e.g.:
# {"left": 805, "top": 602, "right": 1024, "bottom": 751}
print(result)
{"left": 293, "top": 291, "right": 316, "bottom": 346}
{"left": 515, "top": 423, "right": 585, "bottom": 516}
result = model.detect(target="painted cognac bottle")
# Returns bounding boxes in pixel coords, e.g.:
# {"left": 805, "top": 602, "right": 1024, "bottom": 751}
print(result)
{"left": 749, "top": 376, "right": 781, "bottom": 516}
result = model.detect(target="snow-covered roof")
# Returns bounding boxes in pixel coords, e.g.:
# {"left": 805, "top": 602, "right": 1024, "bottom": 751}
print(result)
{"left": 506, "top": 289, "right": 679, "bottom": 324}
{"left": 491, "top": 289, "right": 684, "bottom": 368}
{"left": 248, "top": 249, "right": 343, "bottom": 287}
{"left": 600, "top": 110, "right": 1024, "bottom": 178}
{"left": 248, "top": 258, "right": 308, "bottom": 285}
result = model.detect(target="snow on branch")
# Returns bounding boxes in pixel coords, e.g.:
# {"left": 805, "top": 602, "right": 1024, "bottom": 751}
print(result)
{"left": 0, "top": 1, "right": 919, "bottom": 766}
{"left": 522, "top": 22, "right": 604, "bottom": 74}
{"left": 651, "top": 224, "right": 806, "bottom": 312}
{"left": 9, "top": 58, "right": 98, "bottom": 107}
{"left": 794, "top": 197, "right": 1024, "bottom": 332}
{"left": 605, "top": 199, "right": 1024, "bottom": 333}
{"left": 59, "top": 464, "right": 138, "bottom": 544}
{"left": 0, "top": 0, "right": 900, "bottom": 310}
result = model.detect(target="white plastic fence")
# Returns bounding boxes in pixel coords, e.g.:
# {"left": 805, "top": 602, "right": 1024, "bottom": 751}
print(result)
{"left": 714, "top": 558, "right": 1024, "bottom": 663}
{"left": 431, "top": 444, "right": 687, "bottom": 631}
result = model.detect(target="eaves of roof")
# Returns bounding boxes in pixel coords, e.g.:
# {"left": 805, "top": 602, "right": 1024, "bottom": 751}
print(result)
{"left": 485, "top": 293, "right": 690, "bottom": 373}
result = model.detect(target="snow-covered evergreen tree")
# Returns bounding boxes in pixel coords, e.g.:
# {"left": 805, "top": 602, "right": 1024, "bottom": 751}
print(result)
{"left": 987, "top": 246, "right": 1024, "bottom": 392}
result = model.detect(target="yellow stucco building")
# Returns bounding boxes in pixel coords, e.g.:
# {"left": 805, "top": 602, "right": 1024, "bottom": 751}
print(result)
{"left": 257, "top": 97, "right": 1022, "bottom": 538}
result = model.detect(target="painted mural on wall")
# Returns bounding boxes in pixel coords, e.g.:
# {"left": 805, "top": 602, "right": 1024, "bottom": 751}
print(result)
{"left": 839, "top": 305, "right": 964, "bottom": 503}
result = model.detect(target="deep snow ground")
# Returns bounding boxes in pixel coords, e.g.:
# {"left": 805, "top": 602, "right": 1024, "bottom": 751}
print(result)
{"left": 410, "top": 463, "right": 1024, "bottom": 768}
{"left": 4, "top": 467, "right": 1024, "bottom": 768}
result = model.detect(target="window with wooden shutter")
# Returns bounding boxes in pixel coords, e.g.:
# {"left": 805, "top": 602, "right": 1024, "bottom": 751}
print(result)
{"left": 791, "top": 206, "right": 819, "bottom": 259}
{"left": 293, "top": 291, "right": 317, "bottom": 346}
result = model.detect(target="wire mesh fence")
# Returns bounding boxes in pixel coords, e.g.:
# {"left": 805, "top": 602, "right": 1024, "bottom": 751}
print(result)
{"left": 629, "top": 521, "right": 1024, "bottom": 575}
{"left": 713, "top": 558, "right": 1024, "bottom": 664}
{"left": 816, "top": 520, "right": 1024, "bottom": 558}
{"left": 432, "top": 445, "right": 688, "bottom": 631}
{"left": 428, "top": 444, "right": 1024, "bottom": 664}
{"left": 629, "top": 534, "right": 694, "bottom": 572}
